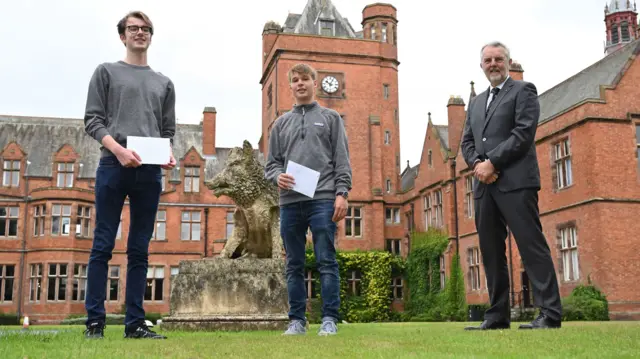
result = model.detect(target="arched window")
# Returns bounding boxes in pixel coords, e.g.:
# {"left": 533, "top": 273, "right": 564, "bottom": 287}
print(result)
{"left": 621, "top": 21, "right": 630, "bottom": 41}
{"left": 612, "top": 24, "right": 619, "bottom": 43}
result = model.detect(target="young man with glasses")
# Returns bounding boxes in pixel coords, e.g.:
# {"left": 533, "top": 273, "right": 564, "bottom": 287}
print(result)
{"left": 82, "top": 10, "right": 176, "bottom": 339}
{"left": 265, "top": 63, "right": 352, "bottom": 336}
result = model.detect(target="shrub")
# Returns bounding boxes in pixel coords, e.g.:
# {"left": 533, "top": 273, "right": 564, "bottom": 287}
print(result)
{"left": 562, "top": 284, "right": 609, "bottom": 321}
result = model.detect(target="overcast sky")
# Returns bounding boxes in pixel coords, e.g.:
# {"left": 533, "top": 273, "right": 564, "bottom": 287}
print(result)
{"left": 0, "top": 0, "right": 609, "bottom": 168}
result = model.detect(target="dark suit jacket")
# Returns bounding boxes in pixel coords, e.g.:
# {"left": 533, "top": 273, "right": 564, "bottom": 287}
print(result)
{"left": 461, "top": 77, "right": 541, "bottom": 199}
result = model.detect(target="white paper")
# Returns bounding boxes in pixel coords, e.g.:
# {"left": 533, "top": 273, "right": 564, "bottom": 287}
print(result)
{"left": 285, "top": 161, "right": 320, "bottom": 198}
{"left": 127, "top": 136, "right": 170, "bottom": 165}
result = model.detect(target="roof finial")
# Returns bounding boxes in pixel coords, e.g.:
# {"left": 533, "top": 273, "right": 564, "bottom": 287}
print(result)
{"left": 406, "top": 160, "right": 410, "bottom": 168}
{"left": 428, "top": 112, "right": 432, "bottom": 121}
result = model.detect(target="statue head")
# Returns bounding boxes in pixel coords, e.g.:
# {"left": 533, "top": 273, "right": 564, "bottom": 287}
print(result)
{"left": 205, "top": 140, "right": 275, "bottom": 206}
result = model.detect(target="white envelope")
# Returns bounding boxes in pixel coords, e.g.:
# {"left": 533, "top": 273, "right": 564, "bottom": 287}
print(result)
{"left": 127, "top": 136, "right": 170, "bottom": 165}
{"left": 285, "top": 160, "right": 320, "bottom": 198}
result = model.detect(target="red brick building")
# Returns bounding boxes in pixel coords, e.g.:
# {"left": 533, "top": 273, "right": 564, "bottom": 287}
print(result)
{"left": 400, "top": 38, "right": 640, "bottom": 320}
{"left": 0, "top": 110, "right": 246, "bottom": 322}
{"left": 259, "top": 1, "right": 406, "bottom": 306}
{"left": 2, "top": 0, "right": 640, "bottom": 323}
{"left": 0, "top": 0, "right": 408, "bottom": 323}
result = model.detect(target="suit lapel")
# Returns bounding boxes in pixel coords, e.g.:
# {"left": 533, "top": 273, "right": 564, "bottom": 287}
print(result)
{"left": 475, "top": 91, "right": 489, "bottom": 133}
{"left": 483, "top": 77, "right": 514, "bottom": 132}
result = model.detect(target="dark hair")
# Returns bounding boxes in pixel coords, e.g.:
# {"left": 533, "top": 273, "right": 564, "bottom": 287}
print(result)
{"left": 117, "top": 11, "right": 154, "bottom": 35}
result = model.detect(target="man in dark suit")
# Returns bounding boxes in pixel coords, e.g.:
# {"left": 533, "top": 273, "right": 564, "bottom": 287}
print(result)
{"left": 461, "top": 41, "right": 562, "bottom": 330}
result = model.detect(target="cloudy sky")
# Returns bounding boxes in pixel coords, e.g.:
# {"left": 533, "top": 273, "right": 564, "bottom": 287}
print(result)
{"left": 0, "top": 0, "right": 609, "bottom": 167}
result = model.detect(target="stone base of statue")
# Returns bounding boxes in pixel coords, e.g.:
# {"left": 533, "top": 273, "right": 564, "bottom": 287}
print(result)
{"left": 161, "top": 258, "right": 289, "bottom": 331}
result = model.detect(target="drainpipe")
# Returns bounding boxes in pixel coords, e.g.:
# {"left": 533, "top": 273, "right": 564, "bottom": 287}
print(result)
{"left": 408, "top": 203, "right": 415, "bottom": 254}
{"left": 204, "top": 208, "right": 209, "bottom": 258}
{"left": 17, "top": 173, "right": 29, "bottom": 320}
{"left": 451, "top": 159, "right": 460, "bottom": 256}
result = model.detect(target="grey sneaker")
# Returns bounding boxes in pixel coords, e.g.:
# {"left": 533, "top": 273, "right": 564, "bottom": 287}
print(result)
{"left": 318, "top": 317, "right": 338, "bottom": 336}
{"left": 282, "top": 320, "right": 306, "bottom": 335}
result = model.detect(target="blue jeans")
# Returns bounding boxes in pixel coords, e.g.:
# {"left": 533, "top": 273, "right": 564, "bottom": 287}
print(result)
{"left": 280, "top": 199, "right": 340, "bottom": 323}
{"left": 85, "top": 156, "right": 162, "bottom": 327}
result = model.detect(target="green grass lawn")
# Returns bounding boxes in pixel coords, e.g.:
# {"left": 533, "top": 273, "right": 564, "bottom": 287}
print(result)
{"left": 1, "top": 321, "right": 639, "bottom": 358}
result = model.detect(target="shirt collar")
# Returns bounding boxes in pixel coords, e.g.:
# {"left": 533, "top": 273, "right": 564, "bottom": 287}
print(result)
{"left": 490, "top": 75, "right": 510, "bottom": 92}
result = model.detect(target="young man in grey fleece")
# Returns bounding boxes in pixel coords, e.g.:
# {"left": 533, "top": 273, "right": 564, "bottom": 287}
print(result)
{"left": 82, "top": 11, "right": 175, "bottom": 340}
{"left": 265, "top": 63, "right": 352, "bottom": 336}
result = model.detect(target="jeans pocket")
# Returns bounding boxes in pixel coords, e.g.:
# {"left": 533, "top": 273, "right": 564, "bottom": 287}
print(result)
{"left": 99, "top": 156, "right": 120, "bottom": 168}
{"left": 96, "top": 164, "right": 122, "bottom": 190}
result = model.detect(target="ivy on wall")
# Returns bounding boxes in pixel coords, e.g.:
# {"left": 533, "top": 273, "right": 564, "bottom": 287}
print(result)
{"left": 404, "top": 229, "right": 466, "bottom": 321}
{"left": 305, "top": 249, "right": 405, "bottom": 323}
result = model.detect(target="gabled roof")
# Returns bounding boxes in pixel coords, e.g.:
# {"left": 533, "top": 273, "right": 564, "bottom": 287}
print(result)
{"left": 538, "top": 38, "right": 640, "bottom": 124}
{"left": 0, "top": 115, "right": 264, "bottom": 181}
{"left": 283, "top": 0, "right": 357, "bottom": 38}
{"left": 434, "top": 125, "right": 449, "bottom": 151}
{"left": 401, "top": 162, "right": 419, "bottom": 193}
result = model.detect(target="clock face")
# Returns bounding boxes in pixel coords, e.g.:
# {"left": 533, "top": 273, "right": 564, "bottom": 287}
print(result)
{"left": 321, "top": 76, "right": 339, "bottom": 94}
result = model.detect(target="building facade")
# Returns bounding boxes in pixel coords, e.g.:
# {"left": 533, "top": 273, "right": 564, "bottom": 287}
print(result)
{"left": 400, "top": 39, "right": 640, "bottom": 320}
{"left": 2, "top": 1, "right": 640, "bottom": 323}
{"left": 0, "top": 111, "right": 241, "bottom": 322}
{"left": 0, "top": 0, "right": 408, "bottom": 323}
{"left": 259, "top": 1, "right": 407, "bottom": 307}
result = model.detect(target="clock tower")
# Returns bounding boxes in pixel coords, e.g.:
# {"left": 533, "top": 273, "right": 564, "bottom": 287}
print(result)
{"left": 260, "top": 1, "right": 402, "bottom": 251}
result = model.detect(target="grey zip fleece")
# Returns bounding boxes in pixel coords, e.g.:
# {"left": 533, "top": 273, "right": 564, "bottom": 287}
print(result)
{"left": 265, "top": 101, "right": 352, "bottom": 206}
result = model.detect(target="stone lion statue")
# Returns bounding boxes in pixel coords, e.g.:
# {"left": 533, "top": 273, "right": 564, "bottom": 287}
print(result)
{"left": 205, "top": 140, "right": 284, "bottom": 259}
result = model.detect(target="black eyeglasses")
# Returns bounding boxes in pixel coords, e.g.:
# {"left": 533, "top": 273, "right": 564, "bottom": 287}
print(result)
{"left": 126, "top": 25, "right": 153, "bottom": 35}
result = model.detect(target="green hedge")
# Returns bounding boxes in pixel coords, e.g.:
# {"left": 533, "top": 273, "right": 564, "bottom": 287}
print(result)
{"left": 0, "top": 312, "right": 19, "bottom": 325}
{"left": 304, "top": 249, "right": 405, "bottom": 323}
{"left": 562, "top": 284, "right": 609, "bottom": 321}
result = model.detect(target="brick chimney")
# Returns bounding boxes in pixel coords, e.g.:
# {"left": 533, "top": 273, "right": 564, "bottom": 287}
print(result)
{"left": 446, "top": 95, "right": 466, "bottom": 157}
{"left": 262, "top": 21, "right": 281, "bottom": 64}
{"left": 202, "top": 107, "right": 216, "bottom": 156}
{"left": 509, "top": 61, "right": 524, "bottom": 81}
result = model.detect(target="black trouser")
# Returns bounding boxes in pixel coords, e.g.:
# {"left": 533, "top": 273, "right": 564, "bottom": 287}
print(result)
{"left": 475, "top": 186, "right": 562, "bottom": 321}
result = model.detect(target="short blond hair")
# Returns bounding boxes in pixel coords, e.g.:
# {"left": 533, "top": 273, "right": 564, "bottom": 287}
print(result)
{"left": 117, "top": 11, "right": 154, "bottom": 35}
{"left": 288, "top": 63, "right": 317, "bottom": 82}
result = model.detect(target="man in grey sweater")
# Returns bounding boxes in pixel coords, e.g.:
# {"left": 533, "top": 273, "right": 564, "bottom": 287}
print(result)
{"left": 265, "top": 63, "right": 352, "bottom": 336}
{"left": 82, "top": 11, "right": 175, "bottom": 340}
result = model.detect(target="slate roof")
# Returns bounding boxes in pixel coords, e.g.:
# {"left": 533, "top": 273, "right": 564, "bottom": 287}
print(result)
{"left": 401, "top": 162, "right": 419, "bottom": 193}
{"left": 0, "top": 115, "right": 264, "bottom": 181}
{"left": 538, "top": 38, "right": 640, "bottom": 123}
{"left": 434, "top": 125, "right": 449, "bottom": 151}
{"left": 284, "top": 0, "right": 357, "bottom": 38}
{"left": 607, "top": 0, "right": 636, "bottom": 13}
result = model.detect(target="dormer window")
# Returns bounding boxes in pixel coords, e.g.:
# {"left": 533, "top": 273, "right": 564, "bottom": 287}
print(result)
{"left": 319, "top": 20, "right": 334, "bottom": 36}
{"left": 184, "top": 166, "right": 200, "bottom": 193}
{"left": 612, "top": 24, "right": 619, "bottom": 43}
{"left": 2, "top": 160, "right": 20, "bottom": 187}
{"left": 56, "top": 163, "right": 74, "bottom": 187}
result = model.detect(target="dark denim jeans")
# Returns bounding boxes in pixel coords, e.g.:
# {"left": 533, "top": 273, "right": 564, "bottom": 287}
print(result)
{"left": 85, "top": 156, "right": 162, "bottom": 327}
{"left": 280, "top": 199, "right": 340, "bottom": 323}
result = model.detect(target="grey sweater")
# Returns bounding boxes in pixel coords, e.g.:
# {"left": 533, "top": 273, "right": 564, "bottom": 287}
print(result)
{"left": 265, "top": 101, "right": 352, "bottom": 205}
{"left": 83, "top": 61, "right": 176, "bottom": 157}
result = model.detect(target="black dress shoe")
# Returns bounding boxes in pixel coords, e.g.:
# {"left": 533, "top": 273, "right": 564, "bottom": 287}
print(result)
{"left": 519, "top": 313, "right": 561, "bottom": 329}
{"left": 464, "top": 319, "right": 510, "bottom": 331}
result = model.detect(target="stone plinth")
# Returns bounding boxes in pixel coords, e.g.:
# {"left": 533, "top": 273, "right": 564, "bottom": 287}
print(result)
{"left": 161, "top": 258, "right": 289, "bottom": 331}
